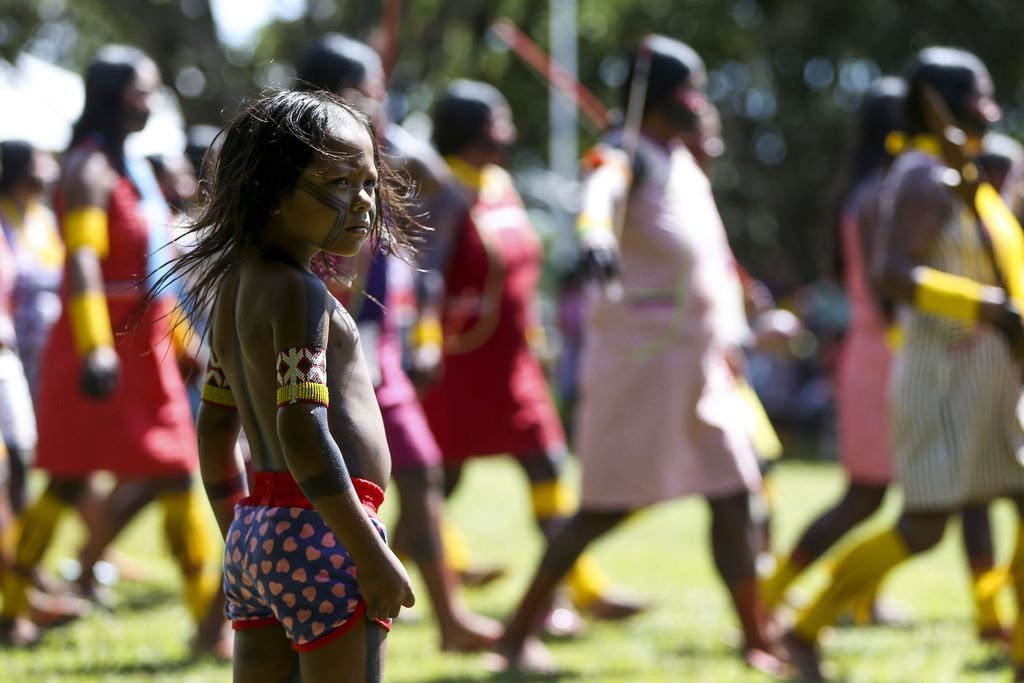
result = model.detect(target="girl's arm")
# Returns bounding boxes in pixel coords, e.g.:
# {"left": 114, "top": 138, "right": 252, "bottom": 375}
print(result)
{"left": 271, "top": 269, "right": 414, "bottom": 620}
{"left": 196, "top": 345, "right": 246, "bottom": 537}
{"left": 196, "top": 401, "right": 245, "bottom": 537}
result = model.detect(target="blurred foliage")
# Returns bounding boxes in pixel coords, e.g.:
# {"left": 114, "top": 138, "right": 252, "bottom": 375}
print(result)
{"left": 2, "top": 0, "right": 1023, "bottom": 289}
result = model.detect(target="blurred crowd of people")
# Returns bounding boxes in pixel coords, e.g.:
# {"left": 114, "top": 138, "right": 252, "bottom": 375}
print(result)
{"left": 0, "top": 24, "right": 1023, "bottom": 683}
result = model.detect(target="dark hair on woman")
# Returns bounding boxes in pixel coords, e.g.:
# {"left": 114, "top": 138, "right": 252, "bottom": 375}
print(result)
{"left": 143, "top": 89, "right": 418, "bottom": 332}
{"left": 980, "top": 132, "right": 1024, "bottom": 180}
{"left": 623, "top": 35, "right": 705, "bottom": 112}
{"left": 904, "top": 46, "right": 988, "bottom": 137}
{"left": 295, "top": 34, "right": 381, "bottom": 94}
{"left": 831, "top": 77, "right": 907, "bottom": 281}
{"left": 852, "top": 76, "right": 906, "bottom": 184}
{"left": 0, "top": 140, "right": 34, "bottom": 194}
{"left": 70, "top": 44, "right": 152, "bottom": 174}
{"left": 431, "top": 80, "right": 509, "bottom": 157}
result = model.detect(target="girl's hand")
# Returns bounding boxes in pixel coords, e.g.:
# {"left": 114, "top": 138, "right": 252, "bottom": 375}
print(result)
{"left": 358, "top": 546, "right": 416, "bottom": 621}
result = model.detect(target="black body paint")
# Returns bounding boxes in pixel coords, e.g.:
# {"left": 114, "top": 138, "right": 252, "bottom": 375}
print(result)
{"left": 296, "top": 176, "right": 351, "bottom": 251}
{"left": 203, "top": 471, "right": 247, "bottom": 500}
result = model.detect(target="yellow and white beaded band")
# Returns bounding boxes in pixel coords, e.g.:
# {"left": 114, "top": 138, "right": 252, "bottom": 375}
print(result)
{"left": 276, "top": 346, "right": 329, "bottom": 407}
{"left": 201, "top": 348, "right": 236, "bottom": 408}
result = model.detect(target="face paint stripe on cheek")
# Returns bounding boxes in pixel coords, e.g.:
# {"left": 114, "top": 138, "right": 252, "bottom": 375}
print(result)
{"left": 296, "top": 176, "right": 351, "bottom": 213}
{"left": 295, "top": 176, "right": 351, "bottom": 249}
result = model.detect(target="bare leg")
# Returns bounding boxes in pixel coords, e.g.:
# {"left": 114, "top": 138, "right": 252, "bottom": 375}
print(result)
{"left": 6, "top": 446, "right": 30, "bottom": 514}
{"left": 75, "top": 478, "right": 163, "bottom": 596}
{"left": 496, "top": 508, "right": 628, "bottom": 672}
{"left": 896, "top": 511, "right": 949, "bottom": 553}
{"left": 763, "top": 482, "right": 886, "bottom": 609}
{"left": 233, "top": 625, "right": 297, "bottom": 683}
{"left": 961, "top": 503, "right": 1006, "bottom": 642}
{"left": 518, "top": 452, "right": 645, "bottom": 622}
{"left": 784, "top": 509, "right": 948, "bottom": 682}
{"left": 437, "top": 460, "right": 506, "bottom": 586}
{"left": 192, "top": 584, "right": 233, "bottom": 661}
{"left": 392, "top": 465, "right": 499, "bottom": 652}
{"left": 794, "top": 483, "right": 887, "bottom": 560}
{"left": 441, "top": 461, "right": 464, "bottom": 499}
{"left": 299, "top": 619, "right": 387, "bottom": 683}
{"left": 0, "top": 477, "right": 89, "bottom": 642}
{"left": 708, "top": 491, "right": 783, "bottom": 674}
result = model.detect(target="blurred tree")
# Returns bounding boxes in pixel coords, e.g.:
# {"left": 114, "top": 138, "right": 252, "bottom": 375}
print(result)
{"left": 3, "top": 0, "right": 1024, "bottom": 291}
{"left": 0, "top": 0, "right": 244, "bottom": 125}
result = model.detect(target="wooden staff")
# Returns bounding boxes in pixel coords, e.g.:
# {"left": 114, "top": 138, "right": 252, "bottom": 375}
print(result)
{"left": 490, "top": 18, "right": 611, "bottom": 132}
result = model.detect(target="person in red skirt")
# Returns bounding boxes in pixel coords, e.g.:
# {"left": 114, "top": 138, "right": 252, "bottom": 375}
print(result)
{"left": 418, "top": 81, "right": 643, "bottom": 625}
{"left": 0, "top": 45, "right": 222, "bottom": 652}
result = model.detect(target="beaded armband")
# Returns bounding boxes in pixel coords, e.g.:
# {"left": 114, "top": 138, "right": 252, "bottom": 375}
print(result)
{"left": 201, "top": 349, "right": 236, "bottom": 408}
{"left": 276, "top": 346, "right": 329, "bottom": 407}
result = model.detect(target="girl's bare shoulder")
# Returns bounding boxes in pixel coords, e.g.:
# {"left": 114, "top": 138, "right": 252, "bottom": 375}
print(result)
{"left": 238, "top": 256, "right": 329, "bottom": 314}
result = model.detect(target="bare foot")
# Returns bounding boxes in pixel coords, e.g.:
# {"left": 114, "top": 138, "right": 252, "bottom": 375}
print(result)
{"left": 458, "top": 564, "right": 506, "bottom": 588}
{"left": 0, "top": 617, "right": 41, "bottom": 647}
{"left": 487, "top": 635, "right": 557, "bottom": 675}
{"left": 580, "top": 593, "right": 649, "bottom": 621}
{"left": 191, "top": 620, "right": 234, "bottom": 662}
{"left": 192, "top": 590, "right": 232, "bottom": 662}
{"left": 30, "top": 567, "right": 68, "bottom": 595}
{"left": 743, "top": 646, "right": 787, "bottom": 678}
{"left": 780, "top": 630, "right": 826, "bottom": 682}
{"left": 439, "top": 613, "right": 502, "bottom": 653}
{"left": 70, "top": 580, "right": 117, "bottom": 610}
{"left": 101, "top": 550, "right": 150, "bottom": 582}
{"left": 28, "top": 590, "right": 91, "bottom": 628}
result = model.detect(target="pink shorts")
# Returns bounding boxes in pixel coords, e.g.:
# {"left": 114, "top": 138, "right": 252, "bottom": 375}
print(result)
{"left": 223, "top": 472, "right": 391, "bottom": 651}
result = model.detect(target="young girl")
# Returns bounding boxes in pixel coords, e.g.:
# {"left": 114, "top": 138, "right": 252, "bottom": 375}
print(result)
{"left": 151, "top": 90, "right": 415, "bottom": 682}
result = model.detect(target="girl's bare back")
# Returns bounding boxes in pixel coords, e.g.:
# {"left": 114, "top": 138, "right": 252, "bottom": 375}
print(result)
{"left": 209, "top": 247, "right": 390, "bottom": 486}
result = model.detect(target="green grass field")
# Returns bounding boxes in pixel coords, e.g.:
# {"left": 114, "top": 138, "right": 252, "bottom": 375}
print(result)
{"left": 1, "top": 459, "right": 1019, "bottom": 682}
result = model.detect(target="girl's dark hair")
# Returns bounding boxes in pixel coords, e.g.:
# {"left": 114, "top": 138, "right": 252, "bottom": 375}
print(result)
{"left": 623, "top": 35, "right": 705, "bottom": 112}
{"left": 69, "top": 44, "right": 151, "bottom": 173}
{"left": 431, "top": 80, "right": 509, "bottom": 157}
{"left": 0, "top": 140, "right": 34, "bottom": 194}
{"left": 145, "top": 89, "right": 418, "bottom": 331}
{"left": 904, "top": 46, "right": 987, "bottom": 136}
{"left": 294, "top": 34, "right": 381, "bottom": 94}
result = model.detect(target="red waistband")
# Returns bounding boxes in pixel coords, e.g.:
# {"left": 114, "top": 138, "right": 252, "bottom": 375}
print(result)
{"left": 239, "top": 471, "right": 385, "bottom": 516}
